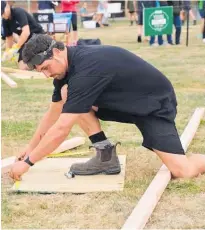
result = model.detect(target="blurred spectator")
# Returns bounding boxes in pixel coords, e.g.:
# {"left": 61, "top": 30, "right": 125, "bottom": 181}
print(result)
{"left": 180, "top": 0, "right": 197, "bottom": 26}
{"left": 61, "top": 0, "right": 79, "bottom": 45}
{"left": 38, "top": 1, "right": 58, "bottom": 35}
{"left": 198, "top": 0, "right": 205, "bottom": 42}
{"left": 167, "top": 0, "right": 182, "bottom": 45}
{"left": 96, "top": 0, "right": 108, "bottom": 28}
{"left": 80, "top": 2, "right": 95, "bottom": 23}
{"left": 149, "top": 1, "right": 168, "bottom": 46}
{"left": 38, "top": 1, "right": 57, "bottom": 12}
{"left": 1, "top": 1, "right": 44, "bottom": 69}
{"left": 127, "top": 0, "right": 137, "bottom": 26}
{"left": 136, "top": 0, "right": 153, "bottom": 43}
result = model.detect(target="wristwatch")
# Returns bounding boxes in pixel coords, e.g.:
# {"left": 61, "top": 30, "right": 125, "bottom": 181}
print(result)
{"left": 24, "top": 156, "right": 34, "bottom": 166}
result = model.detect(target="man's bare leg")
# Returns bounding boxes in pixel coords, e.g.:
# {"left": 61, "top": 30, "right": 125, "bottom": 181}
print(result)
{"left": 61, "top": 84, "right": 102, "bottom": 135}
{"left": 61, "top": 84, "right": 121, "bottom": 175}
{"left": 154, "top": 149, "right": 205, "bottom": 178}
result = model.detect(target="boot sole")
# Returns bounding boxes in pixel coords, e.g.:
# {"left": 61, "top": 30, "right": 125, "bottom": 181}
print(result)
{"left": 70, "top": 168, "right": 121, "bottom": 176}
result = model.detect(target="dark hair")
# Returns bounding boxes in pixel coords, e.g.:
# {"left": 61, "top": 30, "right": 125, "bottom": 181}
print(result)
{"left": 22, "top": 34, "right": 65, "bottom": 63}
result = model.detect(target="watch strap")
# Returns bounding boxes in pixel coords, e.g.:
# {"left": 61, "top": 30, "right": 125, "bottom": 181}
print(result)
{"left": 24, "top": 156, "right": 34, "bottom": 166}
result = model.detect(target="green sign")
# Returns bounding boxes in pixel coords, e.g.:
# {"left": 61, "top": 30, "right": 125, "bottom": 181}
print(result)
{"left": 143, "top": 6, "right": 173, "bottom": 36}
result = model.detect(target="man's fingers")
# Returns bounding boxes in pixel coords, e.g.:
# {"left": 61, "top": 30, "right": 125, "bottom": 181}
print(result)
{"left": 9, "top": 170, "right": 14, "bottom": 180}
{"left": 14, "top": 175, "right": 22, "bottom": 181}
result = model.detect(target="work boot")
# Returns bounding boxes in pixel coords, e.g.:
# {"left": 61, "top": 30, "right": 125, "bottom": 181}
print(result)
{"left": 69, "top": 143, "right": 121, "bottom": 175}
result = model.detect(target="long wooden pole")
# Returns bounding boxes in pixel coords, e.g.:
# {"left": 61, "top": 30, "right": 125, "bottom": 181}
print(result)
{"left": 121, "top": 107, "right": 205, "bottom": 230}
{"left": 1, "top": 72, "right": 17, "bottom": 88}
{"left": 1, "top": 67, "right": 44, "bottom": 79}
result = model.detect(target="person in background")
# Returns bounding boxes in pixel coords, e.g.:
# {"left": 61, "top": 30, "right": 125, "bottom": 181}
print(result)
{"left": 127, "top": 0, "right": 137, "bottom": 26}
{"left": 149, "top": 0, "right": 166, "bottom": 46}
{"left": 181, "top": 0, "right": 197, "bottom": 26}
{"left": 96, "top": 0, "right": 108, "bottom": 28}
{"left": 198, "top": 0, "right": 205, "bottom": 43}
{"left": 61, "top": 0, "right": 79, "bottom": 45}
{"left": 1, "top": 1, "right": 44, "bottom": 69}
{"left": 38, "top": 1, "right": 58, "bottom": 37}
{"left": 80, "top": 2, "right": 95, "bottom": 24}
{"left": 149, "top": 1, "right": 182, "bottom": 46}
{"left": 167, "top": 1, "right": 182, "bottom": 45}
{"left": 136, "top": 0, "right": 152, "bottom": 43}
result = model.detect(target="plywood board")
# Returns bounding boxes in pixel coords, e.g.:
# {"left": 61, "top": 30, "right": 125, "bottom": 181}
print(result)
{"left": 11, "top": 155, "right": 126, "bottom": 193}
{"left": 50, "top": 137, "right": 85, "bottom": 155}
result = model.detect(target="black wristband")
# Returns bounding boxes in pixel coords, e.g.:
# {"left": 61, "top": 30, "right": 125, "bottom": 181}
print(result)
{"left": 24, "top": 156, "right": 34, "bottom": 166}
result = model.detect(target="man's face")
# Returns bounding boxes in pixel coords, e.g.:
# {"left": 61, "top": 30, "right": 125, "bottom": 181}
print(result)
{"left": 36, "top": 53, "right": 67, "bottom": 80}
{"left": 2, "top": 4, "right": 11, "bottom": 20}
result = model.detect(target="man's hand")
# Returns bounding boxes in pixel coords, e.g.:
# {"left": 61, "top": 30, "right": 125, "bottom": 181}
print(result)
{"left": 10, "top": 161, "right": 30, "bottom": 181}
{"left": 2, "top": 44, "right": 19, "bottom": 62}
{"left": 15, "top": 147, "right": 32, "bottom": 162}
{"left": 2, "top": 48, "right": 10, "bottom": 61}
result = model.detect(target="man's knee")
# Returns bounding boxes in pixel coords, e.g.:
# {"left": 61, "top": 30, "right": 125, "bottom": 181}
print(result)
{"left": 154, "top": 149, "right": 199, "bottom": 179}
{"left": 61, "top": 84, "right": 68, "bottom": 103}
{"left": 171, "top": 165, "right": 196, "bottom": 179}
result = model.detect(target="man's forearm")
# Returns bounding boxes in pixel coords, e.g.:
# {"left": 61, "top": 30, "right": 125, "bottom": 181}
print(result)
{"left": 17, "top": 31, "right": 30, "bottom": 48}
{"left": 6, "top": 36, "right": 13, "bottom": 49}
{"left": 29, "top": 123, "right": 70, "bottom": 163}
{"left": 28, "top": 113, "right": 80, "bottom": 163}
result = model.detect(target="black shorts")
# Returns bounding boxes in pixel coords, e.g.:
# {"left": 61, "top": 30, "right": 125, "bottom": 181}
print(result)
{"left": 63, "top": 11, "right": 78, "bottom": 32}
{"left": 129, "top": 11, "right": 135, "bottom": 14}
{"left": 95, "top": 109, "right": 185, "bottom": 155}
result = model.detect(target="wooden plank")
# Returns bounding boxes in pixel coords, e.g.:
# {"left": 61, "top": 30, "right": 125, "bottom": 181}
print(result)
{"left": 9, "top": 73, "right": 43, "bottom": 80}
{"left": 1, "top": 72, "right": 17, "bottom": 88}
{"left": 1, "top": 67, "right": 45, "bottom": 78}
{"left": 1, "top": 137, "right": 85, "bottom": 173}
{"left": 121, "top": 107, "right": 205, "bottom": 230}
{"left": 1, "top": 156, "right": 16, "bottom": 173}
{"left": 11, "top": 155, "right": 126, "bottom": 193}
{"left": 50, "top": 137, "right": 85, "bottom": 155}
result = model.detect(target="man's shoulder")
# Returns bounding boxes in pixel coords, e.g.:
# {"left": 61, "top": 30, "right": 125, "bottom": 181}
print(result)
{"left": 68, "top": 45, "right": 127, "bottom": 65}
{"left": 12, "top": 7, "right": 27, "bottom": 14}
{"left": 73, "top": 44, "right": 121, "bottom": 53}
{"left": 12, "top": 7, "right": 26, "bottom": 12}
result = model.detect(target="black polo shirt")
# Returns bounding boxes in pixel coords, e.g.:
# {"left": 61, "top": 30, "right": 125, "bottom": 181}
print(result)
{"left": 52, "top": 45, "right": 177, "bottom": 120}
{"left": 2, "top": 7, "right": 44, "bottom": 38}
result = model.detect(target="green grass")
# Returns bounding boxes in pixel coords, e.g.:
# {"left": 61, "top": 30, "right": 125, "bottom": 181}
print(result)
{"left": 1, "top": 20, "right": 205, "bottom": 229}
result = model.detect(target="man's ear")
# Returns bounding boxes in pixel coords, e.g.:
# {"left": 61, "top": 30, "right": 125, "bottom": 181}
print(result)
{"left": 52, "top": 48, "right": 61, "bottom": 56}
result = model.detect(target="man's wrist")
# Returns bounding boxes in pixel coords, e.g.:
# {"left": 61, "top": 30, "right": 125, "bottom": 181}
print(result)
{"left": 12, "top": 44, "right": 20, "bottom": 49}
{"left": 24, "top": 156, "right": 34, "bottom": 166}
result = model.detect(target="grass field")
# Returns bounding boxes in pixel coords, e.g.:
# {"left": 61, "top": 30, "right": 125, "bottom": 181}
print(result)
{"left": 1, "top": 20, "right": 205, "bottom": 229}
